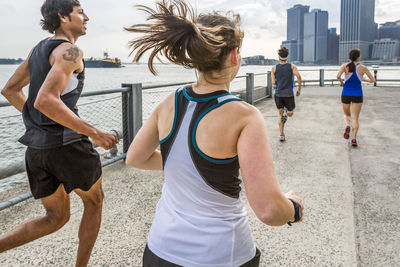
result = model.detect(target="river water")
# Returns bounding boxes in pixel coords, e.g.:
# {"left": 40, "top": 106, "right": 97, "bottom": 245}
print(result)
{"left": 0, "top": 64, "right": 399, "bottom": 192}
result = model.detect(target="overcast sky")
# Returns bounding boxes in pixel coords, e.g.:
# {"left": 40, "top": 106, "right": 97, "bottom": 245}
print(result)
{"left": 0, "top": 0, "right": 399, "bottom": 61}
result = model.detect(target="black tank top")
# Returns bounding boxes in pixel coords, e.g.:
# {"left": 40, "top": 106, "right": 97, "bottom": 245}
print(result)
{"left": 19, "top": 38, "right": 87, "bottom": 149}
{"left": 275, "top": 63, "right": 294, "bottom": 97}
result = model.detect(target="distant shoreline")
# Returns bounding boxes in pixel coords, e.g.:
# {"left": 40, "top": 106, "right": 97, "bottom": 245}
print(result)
{"left": 1, "top": 59, "right": 399, "bottom": 67}
{"left": 0, "top": 58, "right": 24, "bottom": 65}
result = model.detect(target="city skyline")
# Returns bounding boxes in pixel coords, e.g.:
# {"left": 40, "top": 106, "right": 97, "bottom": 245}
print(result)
{"left": 0, "top": 0, "right": 399, "bottom": 60}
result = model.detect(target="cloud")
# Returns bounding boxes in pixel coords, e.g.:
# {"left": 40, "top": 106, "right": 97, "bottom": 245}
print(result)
{"left": 375, "top": 0, "right": 400, "bottom": 23}
{"left": 0, "top": 0, "right": 398, "bottom": 59}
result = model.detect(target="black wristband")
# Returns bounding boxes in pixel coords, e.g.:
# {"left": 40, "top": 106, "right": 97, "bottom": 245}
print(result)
{"left": 287, "top": 198, "right": 302, "bottom": 226}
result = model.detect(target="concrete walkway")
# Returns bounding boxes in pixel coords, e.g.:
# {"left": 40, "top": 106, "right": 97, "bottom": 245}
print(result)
{"left": 0, "top": 85, "right": 399, "bottom": 266}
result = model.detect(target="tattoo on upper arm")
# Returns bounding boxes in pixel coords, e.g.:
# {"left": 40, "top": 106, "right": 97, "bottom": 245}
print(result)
{"left": 62, "top": 47, "right": 80, "bottom": 63}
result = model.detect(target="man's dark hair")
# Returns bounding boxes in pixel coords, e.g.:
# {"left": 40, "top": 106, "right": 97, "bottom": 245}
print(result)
{"left": 278, "top": 47, "right": 289, "bottom": 58}
{"left": 40, "top": 0, "right": 81, "bottom": 33}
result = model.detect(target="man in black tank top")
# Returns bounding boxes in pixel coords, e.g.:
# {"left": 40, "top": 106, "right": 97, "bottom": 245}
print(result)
{"left": 271, "top": 47, "right": 302, "bottom": 142}
{"left": 0, "top": 1, "right": 118, "bottom": 265}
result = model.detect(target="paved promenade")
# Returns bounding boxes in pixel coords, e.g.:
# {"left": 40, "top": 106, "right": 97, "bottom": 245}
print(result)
{"left": 0, "top": 85, "right": 399, "bottom": 266}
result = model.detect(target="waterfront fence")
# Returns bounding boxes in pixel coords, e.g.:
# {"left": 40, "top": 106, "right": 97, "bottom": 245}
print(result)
{"left": 0, "top": 72, "right": 270, "bottom": 210}
{"left": 0, "top": 68, "right": 399, "bottom": 210}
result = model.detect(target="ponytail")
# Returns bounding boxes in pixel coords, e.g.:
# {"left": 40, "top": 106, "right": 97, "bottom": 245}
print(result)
{"left": 347, "top": 61, "right": 356, "bottom": 73}
{"left": 347, "top": 49, "right": 360, "bottom": 73}
{"left": 125, "top": 0, "right": 243, "bottom": 74}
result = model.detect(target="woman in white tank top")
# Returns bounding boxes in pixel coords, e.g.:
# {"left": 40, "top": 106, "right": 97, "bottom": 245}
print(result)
{"left": 125, "top": 1, "right": 304, "bottom": 266}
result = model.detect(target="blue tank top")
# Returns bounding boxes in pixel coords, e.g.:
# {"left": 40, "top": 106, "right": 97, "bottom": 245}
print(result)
{"left": 275, "top": 63, "right": 294, "bottom": 97}
{"left": 342, "top": 65, "right": 363, "bottom": 97}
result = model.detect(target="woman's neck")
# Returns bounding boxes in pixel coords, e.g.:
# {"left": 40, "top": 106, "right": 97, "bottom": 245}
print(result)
{"left": 192, "top": 71, "right": 231, "bottom": 94}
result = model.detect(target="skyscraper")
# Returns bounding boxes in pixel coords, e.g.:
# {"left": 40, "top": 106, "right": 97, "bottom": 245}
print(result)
{"left": 339, "top": 0, "right": 376, "bottom": 63}
{"left": 328, "top": 28, "right": 339, "bottom": 63}
{"left": 286, "top": 4, "right": 310, "bottom": 62}
{"left": 303, "top": 9, "right": 329, "bottom": 63}
{"left": 281, "top": 40, "right": 298, "bottom": 62}
{"left": 379, "top": 20, "right": 400, "bottom": 40}
{"left": 372, "top": 39, "right": 400, "bottom": 61}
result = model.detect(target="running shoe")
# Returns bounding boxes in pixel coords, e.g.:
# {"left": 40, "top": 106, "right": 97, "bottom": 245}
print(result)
{"left": 280, "top": 135, "right": 286, "bottom": 142}
{"left": 281, "top": 108, "right": 288, "bottom": 124}
{"left": 351, "top": 139, "right": 358, "bottom": 147}
{"left": 344, "top": 126, "right": 350, "bottom": 139}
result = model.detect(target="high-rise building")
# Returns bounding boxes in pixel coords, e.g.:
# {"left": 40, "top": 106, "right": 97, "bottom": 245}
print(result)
{"left": 339, "top": 0, "right": 376, "bottom": 62}
{"left": 328, "top": 28, "right": 339, "bottom": 63}
{"left": 303, "top": 9, "right": 329, "bottom": 63}
{"left": 286, "top": 4, "right": 310, "bottom": 62}
{"left": 281, "top": 40, "right": 298, "bottom": 62}
{"left": 372, "top": 39, "right": 400, "bottom": 61}
{"left": 379, "top": 20, "right": 400, "bottom": 40}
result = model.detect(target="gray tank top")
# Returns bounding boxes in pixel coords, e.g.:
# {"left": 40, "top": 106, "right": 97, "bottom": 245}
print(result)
{"left": 275, "top": 63, "right": 294, "bottom": 97}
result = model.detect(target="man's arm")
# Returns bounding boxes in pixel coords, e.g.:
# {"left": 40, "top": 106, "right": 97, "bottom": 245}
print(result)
{"left": 271, "top": 66, "right": 276, "bottom": 85}
{"left": 34, "top": 43, "right": 117, "bottom": 149}
{"left": 1, "top": 50, "right": 33, "bottom": 112}
{"left": 292, "top": 64, "right": 302, "bottom": 96}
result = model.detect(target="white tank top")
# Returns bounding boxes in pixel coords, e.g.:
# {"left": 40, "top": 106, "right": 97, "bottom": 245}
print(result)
{"left": 148, "top": 87, "right": 256, "bottom": 266}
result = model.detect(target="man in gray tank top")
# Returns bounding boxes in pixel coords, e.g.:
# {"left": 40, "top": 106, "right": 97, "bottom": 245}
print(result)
{"left": 271, "top": 47, "right": 302, "bottom": 142}
{"left": 0, "top": 1, "right": 117, "bottom": 265}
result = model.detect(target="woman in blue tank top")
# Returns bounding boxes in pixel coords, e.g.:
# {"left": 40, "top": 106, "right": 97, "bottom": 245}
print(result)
{"left": 337, "top": 49, "right": 376, "bottom": 147}
{"left": 124, "top": 1, "right": 304, "bottom": 266}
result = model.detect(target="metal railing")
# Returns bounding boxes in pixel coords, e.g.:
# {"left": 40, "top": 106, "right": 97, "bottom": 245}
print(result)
{"left": 296, "top": 68, "right": 400, "bottom": 87}
{"left": 0, "top": 72, "right": 274, "bottom": 210}
{"left": 0, "top": 67, "right": 398, "bottom": 210}
{"left": 0, "top": 87, "right": 133, "bottom": 210}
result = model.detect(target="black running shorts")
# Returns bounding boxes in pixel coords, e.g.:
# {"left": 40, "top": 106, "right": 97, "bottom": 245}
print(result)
{"left": 143, "top": 245, "right": 261, "bottom": 267}
{"left": 341, "top": 95, "right": 363, "bottom": 104}
{"left": 25, "top": 139, "right": 102, "bottom": 199}
{"left": 274, "top": 95, "right": 295, "bottom": 111}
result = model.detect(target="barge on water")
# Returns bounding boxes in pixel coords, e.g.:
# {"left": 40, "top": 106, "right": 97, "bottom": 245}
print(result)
{"left": 85, "top": 51, "right": 122, "bottom": 68}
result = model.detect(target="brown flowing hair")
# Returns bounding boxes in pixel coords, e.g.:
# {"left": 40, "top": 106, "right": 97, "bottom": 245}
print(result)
{"left": 125, "top": 0, "right": 243, "bottom": 75}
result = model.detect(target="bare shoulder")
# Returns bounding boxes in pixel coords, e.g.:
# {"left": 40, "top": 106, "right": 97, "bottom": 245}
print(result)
{"left": 340, "top": 63, "right": 347, "bottom": 72}
{"left": 52, "top": 43, "right": 83, "bottom": 64}
{"left": 155, "top": 91, "right": 176, "bottom": 115}
{"left": 359, "top": 64, "right": 369, "bottom": 71}
{"left": 291, "top": 63, "right": 297, "bottom": 69}
{"left": 221, "top": 100, "right": 262, "bottom": 122}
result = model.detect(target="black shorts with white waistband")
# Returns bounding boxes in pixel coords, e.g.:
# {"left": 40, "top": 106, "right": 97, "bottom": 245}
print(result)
{"left": 25, "top": 139, "right": 102, "bottom": 199}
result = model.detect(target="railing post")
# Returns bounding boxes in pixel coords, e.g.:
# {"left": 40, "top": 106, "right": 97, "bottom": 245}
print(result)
{"left": 319, "top": 69, "right": 325, "bottom": 87}
{"left": 246, "top": 73, "right": 254, "bottom": 104}
{"left": 267, "top": 71, "right": 272, "bottom": 98}
{"left": 131, "top": 83, "right": 143, "bottom": 136}
{"left": 374, "top": 70, "right": 378, "bottom": 87}
{"left": 121, "top": 83, "right": 143, "bottom": 153}
{"left": 122, "top": 84, "right": 131, "bottom": 154}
